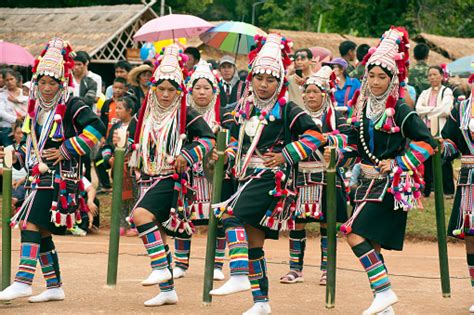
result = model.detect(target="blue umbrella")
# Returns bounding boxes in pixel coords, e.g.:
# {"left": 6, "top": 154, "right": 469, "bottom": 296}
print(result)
{"left": 447, "top": 55, "right": 473, "bottom": 76}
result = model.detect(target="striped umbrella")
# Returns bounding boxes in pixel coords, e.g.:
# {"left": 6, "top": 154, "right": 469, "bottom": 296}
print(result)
{"left": 200, "top": 21, "right": 267, "bottom": 55}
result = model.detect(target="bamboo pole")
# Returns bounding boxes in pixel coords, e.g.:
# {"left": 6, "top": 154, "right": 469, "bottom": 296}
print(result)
{"left": 325, "top": 147, "right": 337, "bottom": 308}
{"left": 432, "top": 140, "right": 451, "bottom": 297}
{"left": 1, "top": 148, "right": 13, "bottom": 290}
{"left": 106, "top": 130, "right": 126, "bottom": 287}
{"left": 202, "top": 131, "right": 227, "bottom": 305}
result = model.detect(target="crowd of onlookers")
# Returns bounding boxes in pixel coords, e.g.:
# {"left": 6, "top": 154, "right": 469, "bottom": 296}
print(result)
{"left": 0, "top": 39, "right": 470, "bottom": 236}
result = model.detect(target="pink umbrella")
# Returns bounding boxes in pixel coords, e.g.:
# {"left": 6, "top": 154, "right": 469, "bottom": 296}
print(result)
{"left": 0, "top": 40, "right": 35, "bottom": 66}
{"left": 134, "top": 14, "right": 213, "bottom": 42}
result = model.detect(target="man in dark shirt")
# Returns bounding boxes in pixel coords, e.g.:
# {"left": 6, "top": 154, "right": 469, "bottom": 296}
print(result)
{"left": 218, "top": 55, "right": 244, "bottom": 107}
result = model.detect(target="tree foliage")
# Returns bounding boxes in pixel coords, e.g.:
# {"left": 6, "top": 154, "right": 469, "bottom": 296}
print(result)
{"left": 1, "top": 0, "right": 473, "bottom": 38}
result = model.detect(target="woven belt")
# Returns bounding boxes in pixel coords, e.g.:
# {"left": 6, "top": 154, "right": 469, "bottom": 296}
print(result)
{"left": 461, "top": 155, "right": 474, "bottom": 168}
{"left": 360, "top": 163, "right": 386, "bottom": 179}
{"left": 244, "top": 155, "right": 272, "bottom": 169}
{"left": 298, "top": 161, "right": 325, "bottom": 173}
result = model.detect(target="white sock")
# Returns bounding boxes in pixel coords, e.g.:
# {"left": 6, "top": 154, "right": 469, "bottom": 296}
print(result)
{"left": 209, "top": 275, "right": 251, "bottom": 296}
{"left": 29, "top": 287, "right": 65, "bottom": 303}
{"left": 213, "top": 268, "right": 225, "bottom": 281}
{"left": 144, "top": 290, "right": 178, "bottom": 307}
{"left": 141, "top": 269, "right": 172, "bottom": 286}
{"left": 173, "top": 267, "right": 186, "bottom": 279}
{"left": 363, "top": 289, "right": 398, "bottom": 315}
{"left": 242, "top": 302, "right": 272, "bottom": 315}
{"left": 0, "top": 282, "right": 32, "bottom": 301}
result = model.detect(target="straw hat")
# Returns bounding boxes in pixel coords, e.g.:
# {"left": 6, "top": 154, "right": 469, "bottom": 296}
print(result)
{"left": 128, "top": 64, "right": 153, "bottom": 86}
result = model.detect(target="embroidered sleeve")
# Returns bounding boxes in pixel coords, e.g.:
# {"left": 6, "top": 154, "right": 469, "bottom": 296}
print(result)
{"left": 225, "top": 137, "right": 238, "bottom": 161}
{"left": 282, "top": 103, "right": 324, "bottom": 165}
{"left": 60, "top": 102, "right": 106, "bottom": 159}
{"left": 180, "top": 108, "right": 216, "bottom": 166}
{"left": 395, "top": 140, "right": 434, "bottom": 171}
{"left": 395, "top": 103, "right": 436, "bottom": 171}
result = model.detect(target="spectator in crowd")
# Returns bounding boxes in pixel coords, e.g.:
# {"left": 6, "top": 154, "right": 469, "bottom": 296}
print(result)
{"left": 218, "top": 55, "right": 245, "bottom": 107}
{"left": 102, "top": 96, "right": 138, "bottom": 237}
{"left": 0, "top": 119, "right": 27, "bottom": 209}
{"left": 288, "top": 48, "right": 314, "bottom": 107}
{"left": 184, "top": 47, "right": 201, "bottom": 72}
{"left": 128, "top": 64, "right": 153, "bottom": 112}
{"left": 22, "top": 81, "right": 31, "bottom": 97}
{"left": 326, "top": 57, "right": 361, "bottom": 111}
{"left": 0, "top": 69, "right": 28, "bottom": 146}
{"left": 409, "top": 43, "right": 431, "bottom": 96}
{"left": 416, "top": 65, "right": 454, "bottom": 198}
{"left": 105, "top": 60, "right": 132, "bottom": 99}
{"left": 70, "top": 177, "right": 100, "bottom": 236}
{"left": 339, "top": 40, "right": 357, "bottom": 73}
{"left": 72, "top": 52, "right": 98, "bottom": 107}
{"left": 349, "top": 43, "right": 370, "bottom": 79}
{"left": 77, "top": 51, "right": 103, "bottom": 97}
{"left": 0, "top": 69, "right": 5, "bottom": 92}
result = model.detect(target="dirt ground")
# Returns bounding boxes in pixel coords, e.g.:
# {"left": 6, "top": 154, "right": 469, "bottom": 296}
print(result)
{"left": 0, "top": 229, "right": 472, "bottom": 314}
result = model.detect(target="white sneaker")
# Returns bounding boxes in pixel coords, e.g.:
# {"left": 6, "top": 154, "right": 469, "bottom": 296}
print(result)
{"left": 141, "top": 269, "right": 172, "bottom": 286}
{"left": 210, "top": 275, "right": 251, "bottom": 296}
{"left": 470, "top": 304, "right": 474, "bottom": 313}
{"left": 377, "top": 306, "right": 395, "bottom": 315}
{"left": 70, "top": 225, "right": 87, "bottom": 236}
{"left": 0, "top": 282, "right": 32, "bottom": 301}
{"left": 363, "top": 289, "right": 398, "bottom": 315}
{"left": 28, "top": 287, "right": 65, "bottom": 303}
{"left": 213, "top": 268, "right": 225, "bottom": 281}
{"left": 173, "top": 267, "right": 186, "bottom": 279}
{"left": 242, "top": 302, "right": 272, "bottom": 315}
{"left": 144, "top": 290, "right": 178, "bottom": 307}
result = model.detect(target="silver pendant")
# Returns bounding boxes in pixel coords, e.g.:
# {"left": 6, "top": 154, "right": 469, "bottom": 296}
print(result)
{"left": 244, "top": 116, "right": 260, "bottom": 137}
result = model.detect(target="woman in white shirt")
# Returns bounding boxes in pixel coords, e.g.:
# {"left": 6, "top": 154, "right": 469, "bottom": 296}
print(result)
{"left": 0, "top": 69, "right": 28, "bottom": 146}
{"left": 416, "top": 65, "right": 455, "bottom": 197}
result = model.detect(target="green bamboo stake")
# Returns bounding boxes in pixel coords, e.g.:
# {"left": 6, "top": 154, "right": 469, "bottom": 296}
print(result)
{"left": 202, "top": 130, "right": 227, "bottom": 305}
{"left": 432, "top": 140, "right": 451, "bottom": 297}
{"left": 325, "top": 147, "right": 337, "bottom": 308}
{"left": 106, "top": 132, "right": 126, "bottom": 287}
{"left": 1, "top": 148, "right": 13, "bottom": 290}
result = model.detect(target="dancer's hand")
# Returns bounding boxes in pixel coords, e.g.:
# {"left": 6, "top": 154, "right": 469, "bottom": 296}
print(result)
{"left": 43, "top": 148, "right": 64, "bottom": 165}
{"left": 378, "top": 159, "right": 393, "bottom": 174}
{"left": 175, "top": 155, "right": 188, "bottom": 173}
{"left": 87, "top": 199, "right": 98, "bottom": 216}
{"left": 263, "top": 152, "right": 285, "bottom": 168}
{"left": 211, "top": 148, "right": 228, "bottom": 164}
{"left": 323, "top": 147, "right": 332, "bottom": 164}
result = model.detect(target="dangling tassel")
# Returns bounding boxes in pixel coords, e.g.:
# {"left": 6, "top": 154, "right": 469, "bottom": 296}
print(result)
{"left": 22, "top": 114, "right": 32, "bottom": 134}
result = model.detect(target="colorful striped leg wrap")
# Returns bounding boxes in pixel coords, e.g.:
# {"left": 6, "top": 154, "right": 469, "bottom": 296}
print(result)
{"left": 137, "top": 222, "right": 168, "bottom": 271}
{"left": 174, "top": 236, "right": 191, "bottom": 271}
{"left": 39, "top": 236, "right": 61, "bottom": 288}
{"left": 320, "top": 227, "right": 328, "bottom": 272}
{"left": 249, "top": 247, "right": 269, "bottom": 303}
{"left": 159, "top": 245, "right": 175, "bottom": 292}
{"left": 289, "top": 229, "right": 306, "bottom": 272}
{"left": 223, "top": 217, "right": 249, "bottom": 276}
{"left": 352, "top": 241, "right": 391, "bottom": 293}
{"left": 14, "top": 230, "right": 41, "bottom": 285}
{"left": 467, "top": 253, "right": 474, "bottom": 287}
{"left": 214, "top": 225, "right": 226, "bottom": 270}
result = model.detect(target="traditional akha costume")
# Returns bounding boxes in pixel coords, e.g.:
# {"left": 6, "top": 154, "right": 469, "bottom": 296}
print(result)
{"left": 280, "top": 66, "right": 353, "bottom": 285}
{"left": 209, "top": 33, "right": 324, "bottom": 315}
{"left": 443, "top": 75, "right": 474, "bottom": 313}
{"left": 341, "top": 27, "right": 436, "bottom": 314}
{"left": 127, "top": 45, "right": 215, "bottom": 306}
{"left": 172, "top": 60, "right": 232, "bottom": 281}
{"left": 0, "top": 37, "right": 105, "bottom": 303}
